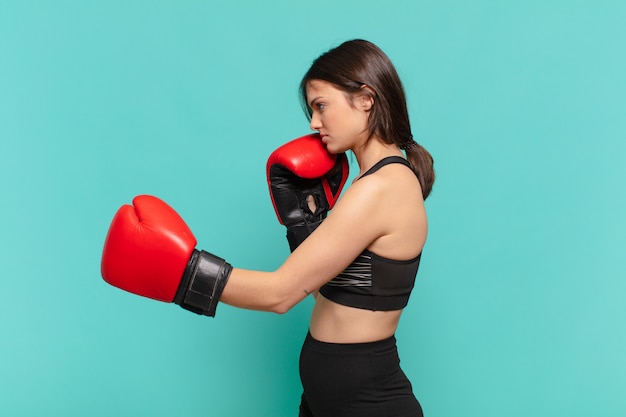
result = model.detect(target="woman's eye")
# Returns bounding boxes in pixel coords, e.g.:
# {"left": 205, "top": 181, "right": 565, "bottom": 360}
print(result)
{"left": 316, "top": 103, "right": 326, "bottom": 110}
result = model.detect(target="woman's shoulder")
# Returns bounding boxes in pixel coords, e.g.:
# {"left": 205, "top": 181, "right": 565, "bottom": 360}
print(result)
{"left": 354, "top": 159, "right": 423, "bottom": 199}
{"left": 331, "top": 162, "right": 422, "bottom": 228}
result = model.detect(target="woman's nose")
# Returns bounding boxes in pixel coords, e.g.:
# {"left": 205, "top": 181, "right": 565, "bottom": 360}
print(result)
{"left": 309, "top": 112, "right": 321, "bottom": 131}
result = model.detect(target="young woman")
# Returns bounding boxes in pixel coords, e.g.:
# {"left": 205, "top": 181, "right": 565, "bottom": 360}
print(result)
{"left": 102, "top": 39, "right": 434, "bottom": 416}
{"left": 227, "top": 39, "right": 434, "bottom": 416}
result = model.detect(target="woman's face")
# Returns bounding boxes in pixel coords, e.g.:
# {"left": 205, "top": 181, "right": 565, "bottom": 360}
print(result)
{"left": 306, "top": 80, "right": 372, "bottom": 154}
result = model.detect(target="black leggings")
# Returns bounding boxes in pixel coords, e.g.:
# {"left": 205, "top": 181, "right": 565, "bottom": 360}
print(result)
{"left": 299, "top": 332, "right": 423, "bottom": 417}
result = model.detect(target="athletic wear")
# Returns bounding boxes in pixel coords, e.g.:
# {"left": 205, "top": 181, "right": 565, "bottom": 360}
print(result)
{"left": 299, "top": 332, "right": 423, "bottom": 417}
{"left": 299, "top": 156, "right": 425, "bottom": 415}
{"left": 319, "top": 156, "right": 422, "bottom": 311}
{"left": 319, "top": 249, "right": 420, "bottom": 311}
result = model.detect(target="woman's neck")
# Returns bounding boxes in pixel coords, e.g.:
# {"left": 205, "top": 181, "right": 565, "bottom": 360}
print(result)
{"left": 352, "top": 137, "right": 403, "bottom": 177}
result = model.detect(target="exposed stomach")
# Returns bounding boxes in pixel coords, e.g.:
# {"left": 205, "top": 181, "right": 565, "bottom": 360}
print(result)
{"left": 308, "top": 293, "right": 403, "bottom": 343}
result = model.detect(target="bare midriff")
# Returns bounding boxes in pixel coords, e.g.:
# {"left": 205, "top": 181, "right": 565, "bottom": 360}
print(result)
{"left": 308, "top": 293, "right": 403, "bottom": 343}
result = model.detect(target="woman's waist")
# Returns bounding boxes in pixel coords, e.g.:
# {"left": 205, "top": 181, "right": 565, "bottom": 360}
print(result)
{"left": 309, "top": 293, "right": 402, "bottom": 344}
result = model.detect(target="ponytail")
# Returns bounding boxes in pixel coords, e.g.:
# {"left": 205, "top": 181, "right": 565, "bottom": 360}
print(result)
{"left": 402, "top": 141, "right": 434, "bottom": 200}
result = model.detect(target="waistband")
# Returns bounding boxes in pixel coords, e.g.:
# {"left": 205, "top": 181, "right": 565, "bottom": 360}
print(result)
{"left": 303, "top": 331, "right": 397, "bottom": 354}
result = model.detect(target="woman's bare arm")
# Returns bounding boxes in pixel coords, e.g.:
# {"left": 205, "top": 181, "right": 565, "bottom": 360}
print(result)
{"left": 219, "top": 175, "right": 389, "bottom": 313}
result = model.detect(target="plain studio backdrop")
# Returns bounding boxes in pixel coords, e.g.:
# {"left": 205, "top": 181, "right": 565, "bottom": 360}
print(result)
{"left": 1, "top": 1, "right": 624, "bottom": 416}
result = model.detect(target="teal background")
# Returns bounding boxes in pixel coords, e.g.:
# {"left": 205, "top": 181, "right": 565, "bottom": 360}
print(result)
{"left": 1, "top": 1, "right": 625, "bottom": 416}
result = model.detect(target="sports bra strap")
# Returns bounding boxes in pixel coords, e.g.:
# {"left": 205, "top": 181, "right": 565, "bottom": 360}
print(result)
{"left": 357, "top": 156, "right": 413, "bottom": 181}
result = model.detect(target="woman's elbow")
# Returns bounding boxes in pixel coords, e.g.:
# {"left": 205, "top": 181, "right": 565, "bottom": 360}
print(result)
{"left": 264, "top": 271, "right": 308, "bottom": 314}
{"left": 270, "top": 303, "right": 290, "bottom": 315}
{"left": 267, "top": 287, "right": 305, "bottom": 314}
{"left": 268, "top": 296, "right": 298, "bottom": 315}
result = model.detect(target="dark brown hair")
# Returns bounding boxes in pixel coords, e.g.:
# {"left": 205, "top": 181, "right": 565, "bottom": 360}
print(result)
{"left": 299, "top": 39, "right": 435, "bottom": 199}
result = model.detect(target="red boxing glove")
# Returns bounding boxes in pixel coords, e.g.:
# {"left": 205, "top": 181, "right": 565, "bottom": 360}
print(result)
{"left": 101, "top": 195, "right": 231, "bottom": 317}
{"left": 267, "top": 134, "right": 349, "bottom": 251}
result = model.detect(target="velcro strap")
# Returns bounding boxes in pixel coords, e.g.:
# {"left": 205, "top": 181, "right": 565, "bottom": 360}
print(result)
{"left": 175, "top": 250, "right": 232, "bottom": 317}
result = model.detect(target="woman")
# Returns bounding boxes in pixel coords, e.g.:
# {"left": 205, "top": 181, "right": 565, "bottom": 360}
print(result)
{"left": 224, "top": 39, "right": 434, "bottom": 416}
{"left": 102, "top": 39, "right": 434, "bottom": 417}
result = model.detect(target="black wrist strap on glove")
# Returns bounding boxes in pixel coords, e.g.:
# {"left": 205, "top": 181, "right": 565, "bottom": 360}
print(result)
{"left": 174, "top": 250, "right": 232, "bottom": 317}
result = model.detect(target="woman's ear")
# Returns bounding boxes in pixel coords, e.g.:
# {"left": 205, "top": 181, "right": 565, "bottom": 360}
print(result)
{"left": 358, "top": 85, "right": 375, "bottom": 111}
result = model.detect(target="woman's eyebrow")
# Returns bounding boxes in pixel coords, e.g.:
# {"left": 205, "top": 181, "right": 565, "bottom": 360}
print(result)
{"left": 308, "top": 96, "right": 322, "bottom": 107}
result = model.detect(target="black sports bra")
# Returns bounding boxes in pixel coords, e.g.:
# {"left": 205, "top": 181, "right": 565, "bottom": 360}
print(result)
{"left": 319, "top": 156, "right": 422, "bottom": 311}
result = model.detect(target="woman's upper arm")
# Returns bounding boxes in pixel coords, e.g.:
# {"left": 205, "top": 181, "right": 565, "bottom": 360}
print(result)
{"left": 220, "top": 177, "right": 387, "bottom": 313}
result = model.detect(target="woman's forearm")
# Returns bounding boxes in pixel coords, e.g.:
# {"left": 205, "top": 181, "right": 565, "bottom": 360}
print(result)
{"left": 219, "top": 268, "right": 307, "bottom": 314}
